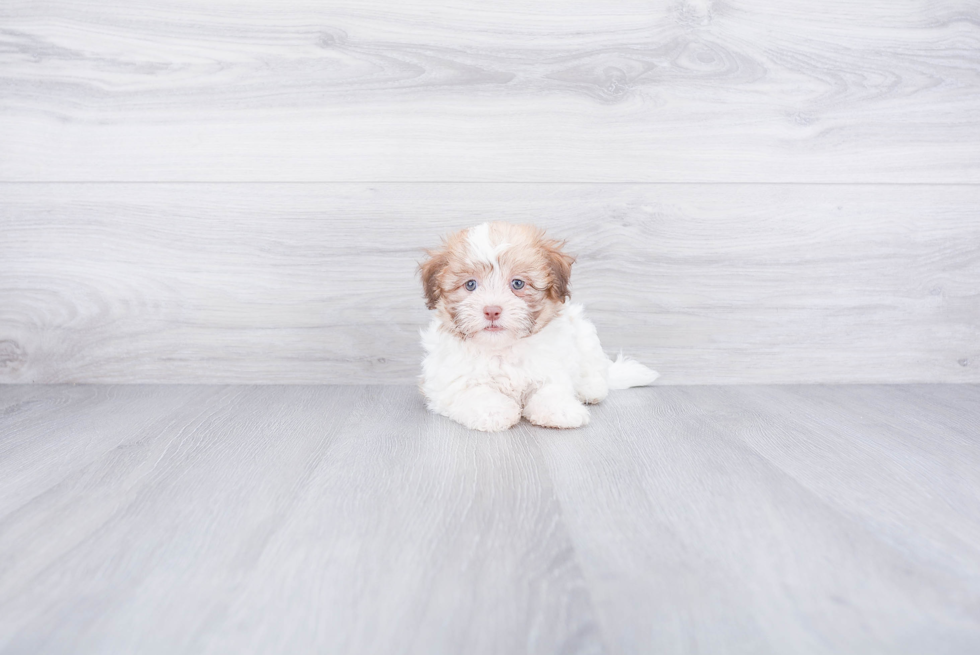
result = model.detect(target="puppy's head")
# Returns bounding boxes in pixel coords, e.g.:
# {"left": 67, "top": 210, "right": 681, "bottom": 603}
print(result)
{"left": 419, "top": 222, "right": 574, "bottom": 341}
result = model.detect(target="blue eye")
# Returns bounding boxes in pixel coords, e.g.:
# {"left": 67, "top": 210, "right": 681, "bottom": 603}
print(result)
{"left": 464, "top": 279, "right": 478, "bottom": 291}
{"left": 511, "top": 279, "right": 525, "bottom": 290}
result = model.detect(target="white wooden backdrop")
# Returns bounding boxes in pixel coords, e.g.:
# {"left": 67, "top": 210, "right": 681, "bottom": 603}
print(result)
{"left": 1, "top": 0, "right": 978, "bottom": 384}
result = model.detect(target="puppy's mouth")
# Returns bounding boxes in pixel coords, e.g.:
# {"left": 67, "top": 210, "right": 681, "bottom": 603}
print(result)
{"left": 483, "top": 323, "right": 505, "bottom": 333}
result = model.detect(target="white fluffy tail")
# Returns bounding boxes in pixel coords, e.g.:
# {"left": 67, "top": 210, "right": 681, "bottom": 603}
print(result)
{"left": 607, "top": 352, "right": 659, "bottom": 390}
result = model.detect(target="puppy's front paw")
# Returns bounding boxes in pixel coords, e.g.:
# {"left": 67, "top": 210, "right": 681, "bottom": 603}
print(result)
{"left": 523, "top": 386, "right": 590, "bottom": 429}
{"left": 451, "top": 390, "right": 522, "bottom": 432}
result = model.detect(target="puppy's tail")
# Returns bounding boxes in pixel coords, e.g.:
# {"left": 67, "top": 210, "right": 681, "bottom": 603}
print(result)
{"left": 607, "top": 352, "right": 659, "bottom": 390}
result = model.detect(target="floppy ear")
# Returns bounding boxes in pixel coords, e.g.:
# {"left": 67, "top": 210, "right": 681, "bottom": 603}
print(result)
{"left": 419, "top": 248, "right": 448, "bottom": 310}
{"left": 542, "top": 239, "right": 575, "bottom": 302}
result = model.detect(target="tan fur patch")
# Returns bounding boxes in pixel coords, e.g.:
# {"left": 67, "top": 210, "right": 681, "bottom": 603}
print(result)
{"left": 418, "top": 230, "right": 468, "bottom": 310}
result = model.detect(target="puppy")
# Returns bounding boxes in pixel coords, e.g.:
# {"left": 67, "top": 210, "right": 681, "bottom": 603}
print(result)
{"left": 418, "top": 222, "right": 658, "bottom": 432}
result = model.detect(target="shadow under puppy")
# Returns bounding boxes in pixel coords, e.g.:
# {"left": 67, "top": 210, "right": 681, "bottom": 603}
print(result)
{"left": 418, "top": 222, "right": 658, "bottom": 432}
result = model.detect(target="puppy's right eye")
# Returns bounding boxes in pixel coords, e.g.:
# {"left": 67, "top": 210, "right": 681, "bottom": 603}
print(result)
{"left": 464, "top": 279, "right": 478, "bottom": 291}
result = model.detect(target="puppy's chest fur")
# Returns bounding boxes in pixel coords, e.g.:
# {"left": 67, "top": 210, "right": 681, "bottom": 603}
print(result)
{"left": 421, "top": 303, "right": 599, "bottom": 407}
{"left": 459, "top": 341, "right": 550, "bottom": 402}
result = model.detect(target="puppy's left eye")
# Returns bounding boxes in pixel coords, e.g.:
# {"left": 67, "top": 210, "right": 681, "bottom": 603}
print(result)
{"left": 510, "top": 279, "right": 525, "bottom": 290}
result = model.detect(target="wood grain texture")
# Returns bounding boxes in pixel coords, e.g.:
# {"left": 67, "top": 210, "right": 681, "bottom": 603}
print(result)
{"left": 1, "top": 0, "right": 978, "bottom": 182}
{"left": 2, "top": 183, "right": 977, "bottom": 384}
{"left": 534, "top": 384, "right": 980, "bottom": 654}
{"left": 0, "top": 384, "right": 604, "bottom": 655}
{"left": 1, "top": 383, "right": 979, "bottom": 653}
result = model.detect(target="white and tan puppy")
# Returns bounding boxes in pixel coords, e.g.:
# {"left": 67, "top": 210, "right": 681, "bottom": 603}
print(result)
{"left": 418, "top": 222, "right": 658, "bottom": 432}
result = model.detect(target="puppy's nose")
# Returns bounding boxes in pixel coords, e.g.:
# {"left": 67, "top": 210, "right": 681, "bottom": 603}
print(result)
{"left": 483, "top": 305, "right": 502, "bottom": 321}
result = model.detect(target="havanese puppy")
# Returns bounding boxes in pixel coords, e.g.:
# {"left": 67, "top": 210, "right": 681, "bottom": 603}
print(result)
{"left": 418, "top": 222, "right": 658, "bottom": 432}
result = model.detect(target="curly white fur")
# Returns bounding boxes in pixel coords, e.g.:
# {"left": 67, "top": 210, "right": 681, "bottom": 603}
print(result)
{"left": 419, "top": 222, "right": 658, "bottom": 432}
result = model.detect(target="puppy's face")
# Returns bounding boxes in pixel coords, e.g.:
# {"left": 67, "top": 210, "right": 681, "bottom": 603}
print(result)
{"left": 420, "top": 222, "right": 574, "bottom": 342}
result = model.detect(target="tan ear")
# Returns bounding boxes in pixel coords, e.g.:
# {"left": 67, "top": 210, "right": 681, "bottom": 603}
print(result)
{"left": 419, "top": 248, "right": 448, "bottom": 310}
{"left": 542, "top": 239, "right": 575, "bottom": 302}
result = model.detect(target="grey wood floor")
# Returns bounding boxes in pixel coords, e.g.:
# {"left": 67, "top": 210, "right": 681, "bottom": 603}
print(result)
{"left": 1, "top": 384, "right": 978, "bottom": 654}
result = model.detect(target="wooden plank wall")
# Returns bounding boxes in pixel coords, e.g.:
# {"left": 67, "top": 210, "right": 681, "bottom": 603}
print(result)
{"left": 1, "top": 0, "right": 978, "bottom": 384}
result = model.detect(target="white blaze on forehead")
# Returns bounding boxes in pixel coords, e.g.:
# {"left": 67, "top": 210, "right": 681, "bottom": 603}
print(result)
{"left": 466, "top": 222, "right": 510, "bottom": 268}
